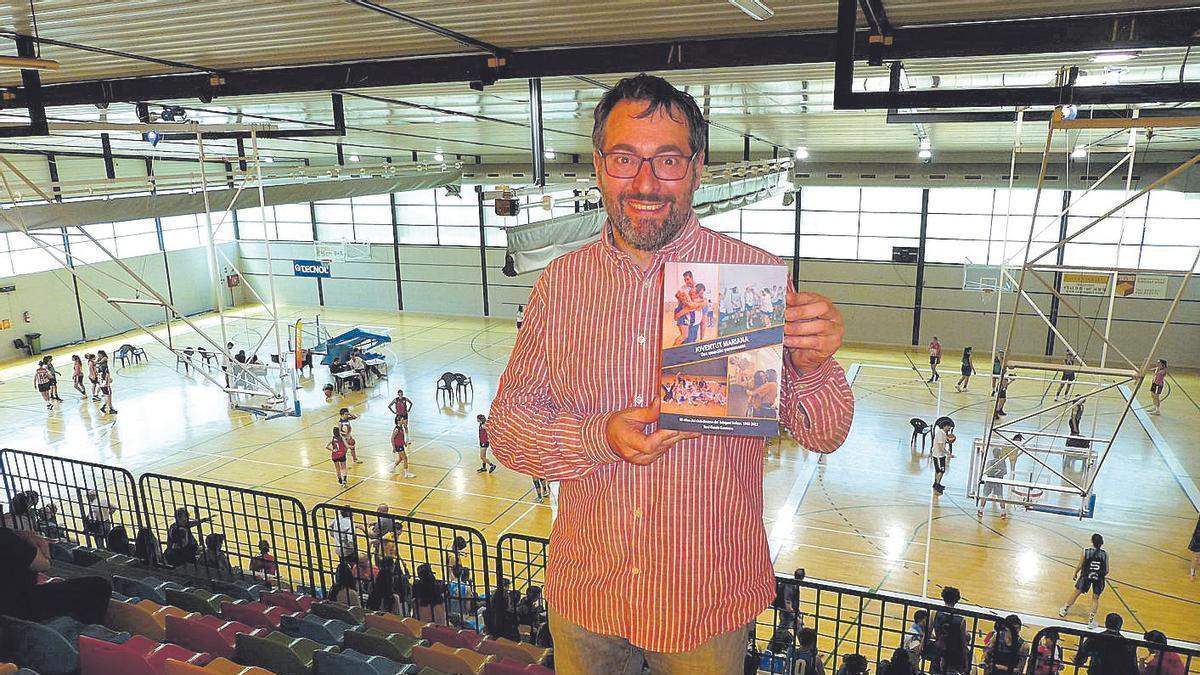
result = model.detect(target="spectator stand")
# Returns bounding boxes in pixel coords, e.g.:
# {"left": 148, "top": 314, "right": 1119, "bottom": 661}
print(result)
{"left": 138, "top": 473, "right": 318, "bottom": 593}
{"left": 309, "top": 502, "right": 491, "bottom": 614}
{"left": 0, "top": 448, "right": 145, "bottom": 549}
{"left": 494, "top": 533, "right": 548, "bottom": 604}
{"left": 1028, "top": 624, "right": 1200, "bottom": 675}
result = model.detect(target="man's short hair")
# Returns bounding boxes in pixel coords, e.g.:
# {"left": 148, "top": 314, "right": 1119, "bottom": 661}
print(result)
{"left": 797, "top": 627, "right": 818, "bottom": 648}
{"left": 591, "top": 73, "right": 708, "bottom": 156}
{"left": 1105, "top": 613, "right": 1123, "bottom": 630}
{"left": 941, "top": 586, "right": 961, "bottom": 606}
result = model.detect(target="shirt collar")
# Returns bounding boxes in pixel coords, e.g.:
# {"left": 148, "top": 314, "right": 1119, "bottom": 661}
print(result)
{"left": 600, "top": 210, "right": 703, "bottom": 272}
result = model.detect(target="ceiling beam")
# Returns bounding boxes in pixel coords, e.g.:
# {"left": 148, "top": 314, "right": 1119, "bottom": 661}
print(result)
{"left": 3, "top": 8, "right": 1197, "bottom": 109}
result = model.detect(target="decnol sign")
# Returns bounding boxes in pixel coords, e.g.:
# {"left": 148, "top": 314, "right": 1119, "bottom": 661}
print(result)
{"left": 292, "top": 259, "right": 332, "bottom": 278}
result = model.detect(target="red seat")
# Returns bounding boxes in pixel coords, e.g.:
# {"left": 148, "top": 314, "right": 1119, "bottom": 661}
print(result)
{"left": 81, "top": 635, "right": 212, "bottom": 675}
{"left": 421, "top": 625, "right": 484, "bottom": 650}
{"left": 165, "top": 615, "right": 263, "bottom": 661}
{"left": 259, "top": 591, "right": 313, "bottom": 613}
{"left": 220, "top": 601, "right": 292, "bottom": 630}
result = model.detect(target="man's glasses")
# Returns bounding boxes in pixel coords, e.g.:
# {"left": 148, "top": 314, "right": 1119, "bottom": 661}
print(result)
{"left": 597, "top": 150, "right": 697, "bottom": 181}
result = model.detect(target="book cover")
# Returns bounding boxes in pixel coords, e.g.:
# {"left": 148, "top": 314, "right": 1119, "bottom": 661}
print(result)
{"left": 659, "top": 261, "right": 788, "bottom": 437}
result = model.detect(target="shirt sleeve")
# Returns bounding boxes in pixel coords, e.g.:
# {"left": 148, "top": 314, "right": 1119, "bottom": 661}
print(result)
{"left": 778, "top": 355, "right": 855, "bottom": 453}
{"left": 0, "top": 528, "right": 37, "bottom": 572}
{"left": 488, "top": 270, "right": 619, "bottom": 481}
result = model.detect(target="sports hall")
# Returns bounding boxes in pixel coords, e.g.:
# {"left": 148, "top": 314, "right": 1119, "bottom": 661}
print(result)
{"left": 0, "top": 2, "right": 1197, "bottom": 675}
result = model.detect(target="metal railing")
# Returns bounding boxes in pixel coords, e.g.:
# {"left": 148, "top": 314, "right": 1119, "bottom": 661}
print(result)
{"left": 138, "top": 472, "right": 317, "bottom": 592}
{"left": 0, "top": 448, "right": 143, "bottom": 549}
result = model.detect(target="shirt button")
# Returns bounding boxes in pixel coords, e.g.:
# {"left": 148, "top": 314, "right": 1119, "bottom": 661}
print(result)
{"left": 634, "top": 394, "right": 644, "bottom": 405}
{"left": 631, "top": 567, "right": 641, "bottom": 575}
{"left": 637, "top": 335, "right": 646, "bottom": 345}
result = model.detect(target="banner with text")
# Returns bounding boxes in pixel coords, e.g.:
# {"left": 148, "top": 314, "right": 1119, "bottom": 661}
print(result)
{"left": 293, "top": 259, "right": 332, "bottom": 278}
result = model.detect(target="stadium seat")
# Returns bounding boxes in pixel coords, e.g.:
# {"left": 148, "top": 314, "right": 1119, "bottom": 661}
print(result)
{"left": 105, "top": 599, "right": 168, "bottom": 641}
{"left": 162, "top": 656, "right": 275, "bottom": 675}
{"left": 420, "top": 626, "right": 482, "bottom": 651}
{"left": 411, "top": 643, "right": 492, "bottom": 675}
{"left": 314, "top": 649, "right": 418, "bottom": 675}
{"left": 0, "top": 663, "right": 15, "bottom": 675}
{"left": 475, "top": 639, "right": 549, "bottom": 666}
{"left": 79, "top": 634, "right": 211, "bottom": 675}
{"left": 166, "top": 589, "right": 232, "bottom": 616}
{"left": 481, "top": 660, "right": 552, "bottom": 675}
{"left": 362, "top": 614, "right": 409, "bottom": 637}
{"left": 221, "top": 601, "right": 293, "bottom": 630}
{"left": 71, "top": 547, "right": 104, "bottom": 567}
{"left": 165, "top": 614, "right": 264, "bottom": 660}
{"left": 0, "top": 615, "right": 79, "bottom": 675}
{"left": 234, "top": 631, "right": 335, "bottom": 675}
{"left": 50, "top": 542, "right": 78, "bottom": 563}
{"left": 260, "top": 592, "right": 315, "bottom": 614}
{"left": 114, "top": 576, "right": 170, "bottom": 605}
{"left": 341, "top": 628, "right": 423, "bottom": 662}
{"left": 42, "top": 614, "right": 131, "bottom": 647}
{"left": 280, "top": 614, "right": 351, "bottom": 647}
{"left": 309, "top": 602, "right": 364, "bottom": 626}
{"left": 414, "top": 669, "right": 447, "bottom": 675}
{"left": 213, "top": 581, "right": 264, "bottom": 603}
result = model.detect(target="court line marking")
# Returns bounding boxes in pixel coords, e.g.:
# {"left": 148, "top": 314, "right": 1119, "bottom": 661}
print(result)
{"left": 1118, "top": 383, "right": 1200, "bottom": 512}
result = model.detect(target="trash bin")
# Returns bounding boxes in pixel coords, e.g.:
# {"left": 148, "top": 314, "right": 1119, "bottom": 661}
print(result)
{"left": 25, "top": 332, "right": 41, "bottom": 355}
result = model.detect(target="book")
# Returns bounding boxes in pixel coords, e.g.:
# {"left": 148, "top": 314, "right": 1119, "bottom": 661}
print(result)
{"left": 659, "top": 261, "right": 788, "bottom": 437}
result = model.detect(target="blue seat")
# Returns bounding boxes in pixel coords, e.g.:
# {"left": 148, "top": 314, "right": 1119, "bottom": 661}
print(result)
{"left": 305, "top": 615, "right": 352, "bottom": 642}
{"left": 280, "top": 614, "right": 349, "bottom": 646}
{"left": 314, "top": 649, "right": 417, "bottom": 675}
{"left": 49, "top": 542, "right": 77, "bottom": 563}
{"left": 113, "top": 576, "right": 168, "bottom": 605}
{"left": 71, "top": 547, "right": 103, "bottom": 567}
{"left": 44, "top": 615, "right": 131, "bottom": 646}
{"left": 0, "top": 615, "right": 80, "bottom": 675}
{"left": 213, "top": 579, "right": 258, "bottom": 602}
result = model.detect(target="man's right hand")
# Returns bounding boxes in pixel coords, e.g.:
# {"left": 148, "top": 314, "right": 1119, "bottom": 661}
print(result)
{"left": 604, "top": 400, "right": 699, "bottom": 466}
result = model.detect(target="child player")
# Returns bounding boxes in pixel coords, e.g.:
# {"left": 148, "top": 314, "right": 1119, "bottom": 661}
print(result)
{"left": 476, "top": 414, "right": 497, "bottom": 474}
{"left": 391, "top": 420, "right": 415, "bottom": 478}
{"left": 328, "top": 427, "right": 349, "bottom": 486}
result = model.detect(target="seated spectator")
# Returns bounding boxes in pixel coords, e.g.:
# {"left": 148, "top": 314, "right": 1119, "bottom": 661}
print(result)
{"left": 366, "top": 556, "right": 402, "bottom": 614}
{"left": 83, "top": 489, "right": 116, "bottom": 548}
{"left": 352, "top": 551, "right": 378, "bottom": 592}
{"left": 879, "top": 647, "right": 918, "bottom": 675}
{"left": 135, "top": 527, "right": 165, "bottom": 566}
{"left": 836, "top": 654, "right": 869, "bottom": 675}
{"left": 106, "top": 524, "right": 133, "bottom": 555}
{"left": 516, "top": 585, "right": 546, "bottom": 629}
{"left": 249, "top": 539, "right": 278, "bottom": 582}
{"left": 413, "top": 562, "right": 448, "bottom": 625}
{"left": 983, "top": 615, "right": 1028, "bottom": 675}
{"left": 7, "top": 490, "right": 40, "bottom": 531}
{"left": 329, "top": 552, "right": 362, "bottom": 606}
{"left": 1033, "top": 629, "right": 1063, "bottom": 675}
{"left": 905, "top": 609, "right": 928, "bottom": 666}
{"left": 933, "top": 586, "right": 971, "bottom": 675}
{"left": 794, "top": 628, "right": 826, "bottom": 675}
{"left": 164, "top": 506, "right": 212, "bottom": 567}
{"left": 1074, "top": 613, "right": 1137, "bottom": 675}
{"left": 1139, "top": 630, "right": 1184, "bottom": 675}
{"left": 199, "top": 533, "right": 235, "bottom": 578}
{"left": 0, "top": 524, "right": 111, "bottom": 624}
{"left": 235, "top": 349, "right": 248, "bottom": 363}
{"left": 36, "top": 500, "right": 65, "bottom": 539}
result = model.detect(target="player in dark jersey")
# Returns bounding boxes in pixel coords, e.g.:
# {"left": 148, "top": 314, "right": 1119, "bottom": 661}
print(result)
{"left": 1059, "top": 533, "right": 1108, "bottom": 627}
{"left": 476, "top": 414, "right": 497, "bottom": 474}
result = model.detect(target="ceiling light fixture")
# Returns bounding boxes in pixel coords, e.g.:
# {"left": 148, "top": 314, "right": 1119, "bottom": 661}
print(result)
{"left": 544, "top": 149, "right": 556, "bottom": 160}
{"left": 263, "top": 155, "right": 274, "bottom": 164}
{"left": 349, "top": 154, "right": 360, "bottom": 162}
{"left": 0, "top": 56, "right": 60, "bottom": 71}
{"left": 794, "top": 146, "right": 809, "bottom": 160}
{"left": 1091, "top": 51, "right": 1139, "bottom": 64}
{"left": 727, "top": 0, "right": 774, "bottom": 21}
{"left": 918, "top": 149, "right": 932, "bottom": 160}
{"left": 433, "top": 152, "right": 445, "bottom": 162}
{"left": 1072, "top": 145, "right": 1088, "bottom": 159}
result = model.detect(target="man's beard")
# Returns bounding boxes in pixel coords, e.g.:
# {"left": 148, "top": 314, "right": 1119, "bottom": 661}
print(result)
{"left": 608, "top": 189, "right": 694, "bottom": 252}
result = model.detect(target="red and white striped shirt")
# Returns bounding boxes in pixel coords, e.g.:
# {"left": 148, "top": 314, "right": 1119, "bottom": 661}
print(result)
{"left": 489, "top": 214, "right": 855, "bottom": 652}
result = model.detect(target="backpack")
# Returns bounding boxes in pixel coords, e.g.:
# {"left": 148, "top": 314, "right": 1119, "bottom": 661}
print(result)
{"left": 934, "top": 612, "right": 968, "bottom": 672}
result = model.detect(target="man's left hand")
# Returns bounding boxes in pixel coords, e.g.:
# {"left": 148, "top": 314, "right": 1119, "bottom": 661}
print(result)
{"left": 784, "top": 291, "right": 844, "bottom": 373}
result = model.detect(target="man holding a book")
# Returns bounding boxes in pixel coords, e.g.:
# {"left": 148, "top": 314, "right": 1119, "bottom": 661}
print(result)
{"left": 488, "top": 73, "right": 855, "bottom": 675}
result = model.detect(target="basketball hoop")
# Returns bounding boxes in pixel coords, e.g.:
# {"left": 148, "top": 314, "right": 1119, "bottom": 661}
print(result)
{"left": 981, "top": 287, "right": 996, "bottom": 304}
{"left": 1010, "top": 485, "right": 1044, "bottom": 503}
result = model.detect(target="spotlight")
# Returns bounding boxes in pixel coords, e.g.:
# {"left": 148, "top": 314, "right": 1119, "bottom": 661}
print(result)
{"left": 1072, "top": 145, "right": 1088, "bottom": 160}
{"left": 263, "top": 155, "right": 275, "bottom": 164}
{"left": 143, "top": 130, "right": 160, "bottom": 147}
{"left": 349, "top": 154, "right": 360, "bottom": 162}
{"left": 918, "top": 149, "right": 932, "bottom": 160}
{"left": 794, "top": 146, "right": 809, "bottom": 160}
{"left": 433, "top": 152, "right": 445, "bottom": 162}
{"left": 1091, "top": 51, "right": 1138, "bottom": 64}
{"left": 544, "top": 148, "right": 556, "bottom": 160}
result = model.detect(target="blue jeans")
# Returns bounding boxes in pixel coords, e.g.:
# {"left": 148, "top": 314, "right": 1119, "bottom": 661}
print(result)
{"left": 549, "top": 606, "right": 749, "bottom": 675}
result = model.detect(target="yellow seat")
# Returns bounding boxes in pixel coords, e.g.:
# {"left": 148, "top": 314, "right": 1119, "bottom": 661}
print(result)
{"left": 164, "top": 657, "right": 276, "bottom": 675}
{"left": 0, "top": 662, "right": 19, "bottom": 675}
{"left": 400, "top": 617, "right": 430, "bottom": 638}
{"left": 106, "top": 598, "right": 166, "bottom": 641}
{"left": 477, "top": 637, "right": 551, "bottom": 665}
{"left": 412, "top": 643, "right": 493, "bottom": 675}
{"left": 363, "top": 613, "right": 409, "bottom": 636}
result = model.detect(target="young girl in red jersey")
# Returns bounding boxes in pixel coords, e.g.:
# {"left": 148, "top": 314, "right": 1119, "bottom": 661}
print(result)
{"left": 71, "top": 354, "right": 87, "bottom": 397}
{"left": 391, "top": 421, "right": 415, "bottom": 478}
{"left": 328, "top": 427, "right": 349, "bottom": 486}
{"left": 476, "top": 414, "right": 497, "bottom": 474}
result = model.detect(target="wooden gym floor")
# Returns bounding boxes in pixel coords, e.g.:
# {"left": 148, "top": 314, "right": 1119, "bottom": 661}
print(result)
{"left": 0, "top": 303, "right": 1197, "bottom": 641}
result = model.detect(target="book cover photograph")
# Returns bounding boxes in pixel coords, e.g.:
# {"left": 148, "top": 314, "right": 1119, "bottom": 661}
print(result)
{"left": 659, "top": 261, "right": 788, "bottom": 436}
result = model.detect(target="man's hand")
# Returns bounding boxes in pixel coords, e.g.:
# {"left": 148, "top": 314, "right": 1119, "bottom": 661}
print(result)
{"left": 604, "top": 400, "right": 699, "bottom": 466}
{"left": 784, "top": 290, "right": 844, "bottom": 373}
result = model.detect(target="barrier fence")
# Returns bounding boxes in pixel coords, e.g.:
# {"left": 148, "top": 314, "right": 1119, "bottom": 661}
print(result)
{"left": 3, "top": 448, "right": 1198, "bottom": 673}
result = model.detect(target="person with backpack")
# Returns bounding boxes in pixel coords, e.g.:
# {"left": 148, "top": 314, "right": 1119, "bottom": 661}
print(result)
{"left": 931, "top": 586, "right": 971, "bottom": 675}
{"left": 983, "top": 615, "right": 1027, "bottom": 675}
{"left": 1059, "top": 533, "right": 1109, "bottom": 627}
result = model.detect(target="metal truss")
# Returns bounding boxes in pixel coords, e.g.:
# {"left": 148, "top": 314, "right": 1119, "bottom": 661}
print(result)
{"left": 0, "top": 124, "right": 299, "bottom": 417}
{"left": 971, "top": 107, "right": 1200, "bottom": 517}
